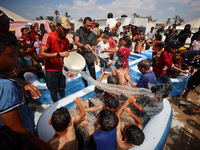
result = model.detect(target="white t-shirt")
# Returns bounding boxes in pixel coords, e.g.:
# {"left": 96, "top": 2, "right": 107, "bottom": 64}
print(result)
{"left": 98, "top": 41, "right": 110, "bottom": 58}
{"left": 192, "top": 40, "right": 200, "bottom": 50}
{"left": 146, "top": 31, "right": 154, "bottom": 42}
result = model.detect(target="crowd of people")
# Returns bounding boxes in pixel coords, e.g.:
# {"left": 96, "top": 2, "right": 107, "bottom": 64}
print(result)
{"left": 0, "top": 8, "right": 200, "bottom": 149}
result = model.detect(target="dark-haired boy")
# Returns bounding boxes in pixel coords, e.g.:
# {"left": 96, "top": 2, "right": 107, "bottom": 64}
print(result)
{"left": 133, "top": 59, "right": 157, "bottom": 89}
{"left": 88, "top": 109, "right": 119, "bottom": 150}
{"left": 48, "top": 97, "right": 85, "bottom": 150}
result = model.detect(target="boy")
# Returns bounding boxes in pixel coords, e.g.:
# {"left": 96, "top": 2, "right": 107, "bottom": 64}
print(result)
{"left": 116, "top": 97, "right": 145, "bottom": 150}
{"left": 153, "top": 40, "right": 190, "bottom": 95}
{"left": 107, "top": 33, "right": 116, "bottom": 62}
{"left": 109, "top": 60, "right": 135, "bottom": 86}
{"left": 133, "top": 59, "right": 157, "bottom": 89}
{"left": 135, "top": 37, "right": 145, "bottom": 54}
{"left": 21, "top": 28, "right": 32, "bottom": 46}
{"left": 48, "top": 97, "right": 85, "bottom": 150}
{"left": 98, "top": 32, "right": 104, "bottom": 43}
{"left": 155, "top": 42, "right": 164, "bottom": 64}
{"left": 98, "top": 34, "right": 110, "bottom": 72}
{"left": 88, "top": 109, "right": 119, "bottom": 150}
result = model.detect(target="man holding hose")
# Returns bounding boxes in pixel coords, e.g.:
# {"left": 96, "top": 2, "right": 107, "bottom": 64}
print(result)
{"left": 75, "top": 17, "right": 98, "bottom": 87}
{"left": 39, "top": 17, "right": 71, "bottom": 102}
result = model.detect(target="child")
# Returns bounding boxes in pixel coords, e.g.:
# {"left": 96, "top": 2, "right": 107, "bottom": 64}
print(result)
{"left": 116, "top": 97, "right": 145, "bottom": 150}
{"left": 88, "top": 109, "right": 119, "bottom": 150}
{"left": 152, "top": 34, "right": 162, "bottom": 66}
{"left": 98, "top": 34, "right": 110, "bottom": 72}
{"left": 108, "top": 33, "right": 116, "bottom": 62}
{"left": 190, "top": 34, "right": 200, "bottom": 50}
{"left": 21, "top": 27, "right": 32, "bottom": 46}
{"left": 135, "top": 37, "right": 145, "bottom": 54}
{"left": 0, "top": 34, "right": 49, "bottom": 149}
{"left": 98, "top": 32, "right": 104, "bottom": 43}
{"left": 24, "top": 44, "right": 32, "bottom": 52}
{"left": 133, "top": 59, "right": 157, "bottom": 89}
{"left": 48, "top": 97, "right": 85, "bottom": 150}
{"left": 34, "top": 34, "right": 41, "bottom": 54}
{"left": 118, "top": 32, "right": 123, "bottom": 39}
{"left": 109, "top": 60, "right": 135, "bottom": 87}
{"left": 153, "top": 40, "right": 190, "bottom": 95}
{"left": 103, "top": 36, "right": 131, "bottom": 71}
{"left": 154, "top": 42, "right": 164, "bottom": 66}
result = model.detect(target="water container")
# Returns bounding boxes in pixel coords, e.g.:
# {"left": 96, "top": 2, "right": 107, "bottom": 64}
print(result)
{"left": 107, "top": 13, "right": 113, "bottom": 18}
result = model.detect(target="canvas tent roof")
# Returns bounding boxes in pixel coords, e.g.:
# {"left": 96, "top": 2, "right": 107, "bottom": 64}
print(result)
{"left": 0, "top": 6, "right": 29, "bottom": 21}
{"left": 182, "top": 17, "right": 200, "bottom": 32}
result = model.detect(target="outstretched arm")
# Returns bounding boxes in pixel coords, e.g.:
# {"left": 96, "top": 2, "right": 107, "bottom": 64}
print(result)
{"left": 108, "top": 62, "right": 116, "bottom": 75}
{"left": 73, "top": 97, "right": 85, "bottom": 123}
{"left": 123, "top": 106, "right": 142, "bottom": 129}
{"left": 84, "top": 105, "right": 104, "bottom": 112}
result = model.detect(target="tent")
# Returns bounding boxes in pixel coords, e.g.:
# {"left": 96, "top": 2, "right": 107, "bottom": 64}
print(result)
{"left": 1, "top": 6, "right": 51, "bottom": 37}
{"left": 182, "top": 17, "right": 200, "bottom": 32}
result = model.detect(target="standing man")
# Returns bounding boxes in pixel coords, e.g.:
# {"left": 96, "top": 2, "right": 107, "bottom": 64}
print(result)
{"left": 39, "top": 17, "right": 71, "bottom": 102}
{"left": 145, "top": 27, "right": 154, "bottom": 50}
{"left": 156, "top": 24, "right": 166, "bottom": 41}
{"left": 75, "top": 17, "right": 98, "bottom": 87}
{"left": 112, "top": 22, "right": 121, "bottom": 43}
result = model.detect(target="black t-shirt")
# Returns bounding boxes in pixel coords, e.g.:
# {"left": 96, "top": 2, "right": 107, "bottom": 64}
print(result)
{"left": 75, "top": 28, "right": 98, "bottom": 48}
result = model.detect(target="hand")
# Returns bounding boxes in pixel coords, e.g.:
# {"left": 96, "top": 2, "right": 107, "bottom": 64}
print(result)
{"left": 60, "top": 51, "right": 70, "bottom": 57}
{"left": 88, "top": 127, "right": 95, "bottom": 136}
{"left": 23, "top": 83, "right": 41, "bottom": 99}
{"left": 84, "top": 44, "right": 92, "bottom": 51}
{"left": 107, "top": 61, "right": 113, "bottom": 66}
{"left": 193, "top": 55, "right": 200, "bottom": 60}
{"left": 74, "top": 97, "right": 82, "bottom": 104}
{"left": 122, "top": 106, "right": 132, "bottom": 116}
{"left": 182, "top": 70, "right": 191, "bottom": 75}
{"left": 127, "top": 96, "right": 136, "bottom": 103}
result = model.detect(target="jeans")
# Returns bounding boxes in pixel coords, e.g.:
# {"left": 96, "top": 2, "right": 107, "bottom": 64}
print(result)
{"left": 157, "top": 73, "right": 173, "bottom": 95}
{"left": 46, "top": 71, "right": 66, "bottom": 102}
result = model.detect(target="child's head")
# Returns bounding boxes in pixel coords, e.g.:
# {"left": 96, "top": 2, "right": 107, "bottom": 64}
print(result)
{"left": 100, "top": 32, "right": 104, "bottom": 38}
{"left": 120, "top": 32, "right": 123, "bottom": 36}
{"left": 155, "top": 34, "right": 162, "bottom": 41}
{"left": 109, "top": 33, "right": 114, "bottom": 38}
{"left": 139, "top": 30, "right": 143, "bottom": 35}
{"left": 50, "top": 107, "right": 71, "bottom": 132}
{"left": 166, "top": 40, "right": 179, "bottom": 53}
{"left": 115, "top": 60, "right": 124, "bottom": 69}
{"left": 105, "top": 97, "right": 119, "bottom": 111}
{"left": 103, "top": 34, "right": 109, "bottom": 43}
{"left": 21, "top": 27, "right": 28, "bottom": 36}
{"left": 98, "top": 109, "right": 119, "bottom": 131}
{"left": 24, "top": 44, "right": 32, "bottom": 52}
{"left": 138, "top": 59, "right": 150, "bottom": 74}
{"left": 107, "top": 75, "right": 119, "bottom": 85}
{"left": 124, "top": 31, "right": 128, "bottom": 36}
{"left": 147, "top": 58, "right": 152, "bottom": 66}
{"left": 151, "top": 85, "right": 169, "bottom": 100}
{"left": 123, "top": 124, "right": 145, "bottom": 145}
{"left": 35, "top": 34, "right": 41, "bottom": 41}
{"left": 0, "top": 34, "right": 18, "bottom": 73}
{"left": 157, "top": 42, "right": 164, "bottom": 51}
{"left": 22, "top": 52, "right": 32, "bottom": 59}
{"left": 140, "top": 37, "right": 145, "bottom": 42}
{"left": 174, "top": 51, "right": 181, "bottom": 61}
{"left": 118, "top": 38, "right": 123, "bottom": 46}
{"left": 122, "top": 36, "right": 132, "bottom": 48}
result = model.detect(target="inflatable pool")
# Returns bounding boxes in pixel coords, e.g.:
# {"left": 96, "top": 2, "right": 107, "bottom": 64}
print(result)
{"left": 130, "top": 65, "right": 190, "bottom": 97}
{"left": 140, "top": 50, "right": 153, "bottom": 59}
{"left": 24, "top": 53, "right": 146, "bottom": 104}
{"left": 37, "top": 84, "right": 172, "bottom": 150}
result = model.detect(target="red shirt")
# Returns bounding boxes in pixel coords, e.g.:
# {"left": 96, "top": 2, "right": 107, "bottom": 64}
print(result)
{"left": 41, "top": 31, "right": 69, "bottom": 72}
{"left": 107, "top": 39, "right": 115, "bottom": 54}
{"left": 153, "top": 50, "right": 173, "bottom": 76}
{"left": 21, "top": 35, "right": 31, "bottom": 45}
{"left": 153, "top": 41, "right": 161, "bottom": 56}
{"left": 118, "top": 47, "right": 130, "bottom": 69}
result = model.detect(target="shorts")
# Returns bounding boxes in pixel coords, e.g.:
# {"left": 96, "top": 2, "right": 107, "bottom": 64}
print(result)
{"left": 187, "top": 69, "right": 200, "bottom": 89}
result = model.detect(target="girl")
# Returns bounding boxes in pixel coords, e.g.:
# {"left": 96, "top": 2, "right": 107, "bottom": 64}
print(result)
{"left": 33, "top": 34, "right": 41, "bottom": 54}
{"left": 190, "top": 34, "right": 200, "bottom": 50}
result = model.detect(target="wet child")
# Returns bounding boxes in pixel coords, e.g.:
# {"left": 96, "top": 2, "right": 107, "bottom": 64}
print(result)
{"left": 88, "top": 109, "right": 119, "bottom": 150}
{"left": 98, "top": 34, "right": 110, "bottom": 72}
{"left": 109, "top": 60, "right": 135, "bottom": 87}
{"left": 154, "top": 42, "right": 164, "bottom": 66}
{"left": 133, "top": 59, "right": 157, "bottom": 89}
{"left": 135, "top": 37, "right": 145, "bottom": 54}
{"left": 48, "top": 97, "right": 85, "bottom": 150}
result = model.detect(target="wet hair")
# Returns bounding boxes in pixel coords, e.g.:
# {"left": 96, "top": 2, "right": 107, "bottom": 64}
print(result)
{"left": 83, "top": 17, "right": 92, "bottom": 24}
{"left": 24, "top": 44, "right": 32, "bottom": 51}
{"left": 115, "top": 60, "right": 124, "bottom": 69}
{"left": 21, "top": 27, "right": 26, "bottom": 33}
{"left": 123, "top": 36, "right": 132, "bottom": 48}
{"left": 155, "top": 34, "right": 162, "bottom": 41}
{"left": 105, "top": 97, "right": 119, "bottom": 110}
{"left": 51, "top": 107, "right": 71, "bottom": 132}
{"left": 0, "top": 125, "right": 30, "bottom": 150}
{"left": 0, "top": 34, "right": 15, "bottom": 55}
{"left": 147, "top": 58, "right": 152, "bottom": 64}
{"left": 138, "top": 59, "right": 150, "bottom": 70}
{"left": 125, "top": 125, "right": 145, "bottom": 145}
{"left": 99, "top": 109, "right": 119, "bottom": 131}
{"left": 107, "top": 75, "right": 119, "bottom": 85}
{"left": 151, "top": 85, "right": 169, "bottom": 98}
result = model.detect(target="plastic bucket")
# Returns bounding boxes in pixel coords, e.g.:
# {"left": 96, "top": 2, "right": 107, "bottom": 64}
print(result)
{"left": 62, "top": 52, "right": 86, "bottom": 78}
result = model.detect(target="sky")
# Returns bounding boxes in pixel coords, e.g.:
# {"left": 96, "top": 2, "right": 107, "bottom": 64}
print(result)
{"left": 0, "top": 0, "right": 200, "bottom": 24}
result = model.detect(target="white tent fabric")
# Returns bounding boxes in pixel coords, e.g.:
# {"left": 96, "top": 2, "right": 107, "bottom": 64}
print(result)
{"left": 0, "top": 6, "right": 29, "bottom": 21}
{"left": 182, "top": 18, "right": 200, "bottom": 32}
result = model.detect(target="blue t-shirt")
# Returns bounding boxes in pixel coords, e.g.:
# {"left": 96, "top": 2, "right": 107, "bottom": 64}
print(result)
{"left": 0, "top": 76, "right": 35, "bottom": 133}
{"left": 137, "top": 71, "right": 157, "bottom": 89}
{"left": 92, "top": 128, "right": 117, "bottom": 150}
